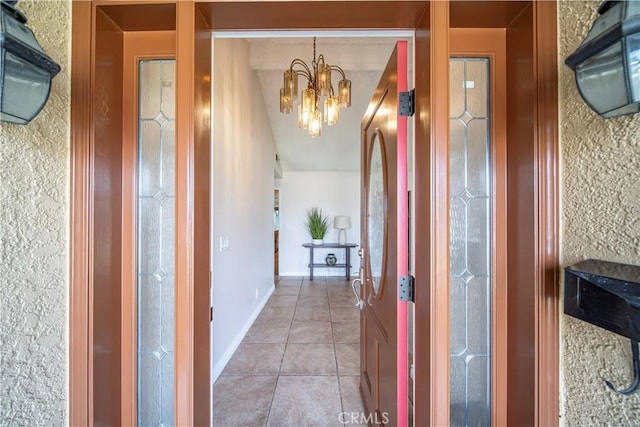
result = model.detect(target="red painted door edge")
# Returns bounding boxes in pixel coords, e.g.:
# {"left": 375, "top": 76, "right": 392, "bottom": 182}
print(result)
{"left": 396, "top": 40, "right": 409, "bottom": 427}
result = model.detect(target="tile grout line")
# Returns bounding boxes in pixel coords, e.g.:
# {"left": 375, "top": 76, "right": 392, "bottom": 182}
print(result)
{"left": 330, "top": 281, "right": 348, "bottom": 422}
{"left": 264, "top": 280, "right": 301, "bottom": 426}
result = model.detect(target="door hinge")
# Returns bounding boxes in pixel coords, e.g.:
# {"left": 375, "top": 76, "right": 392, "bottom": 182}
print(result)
{"left": 210, "top": 307, "right": 213, "bottom": 322}
{"left": 399, "top": 275, "right": 415, "bottom": 302}
{"left": 399, "top": 89, "right": 415, "bottom": 117}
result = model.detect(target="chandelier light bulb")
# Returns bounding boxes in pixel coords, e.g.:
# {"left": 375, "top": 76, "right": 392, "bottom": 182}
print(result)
{"left": 318, "top": 63, "right": 331, "bottom": 96}
{"left": 324, "top": 96, "right": 339, "bottom": 125}
{"left": 284, "top": 69, "right": 298, "bottom": 101}
{"left": 298, "top": 104, "right": 310, "bottom": 129}
{"left": 308, "top": 109, "right": 322, "bottom": 137}
{"left": 338, "top": 79, "right": 351, "bottom": 108}
{"left": 302, "top": 87, "right": 316, "bottom": 118}
{"left": 280, "top": 88, "right": 292, "bottom": 114}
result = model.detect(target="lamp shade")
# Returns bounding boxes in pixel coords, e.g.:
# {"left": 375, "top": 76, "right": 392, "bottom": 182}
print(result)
{"left": 565, "top": 0, "right": 640, "bottom": 118}
{"left": 334, "top": 215, "right": 351, "bottom": 230}
{"left": 0, "top": 0, "right": 61, "bottom": 124}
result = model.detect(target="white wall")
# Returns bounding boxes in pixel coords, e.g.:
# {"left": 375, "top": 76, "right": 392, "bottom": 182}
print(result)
{"left": 0, "top": 1, "right": 69, "bottom": 424}
{"left": 212, "top": 39, "right": 277, "bottom": 379}
{"left": 277, "top": 171, "right": 361, "bottom": 277}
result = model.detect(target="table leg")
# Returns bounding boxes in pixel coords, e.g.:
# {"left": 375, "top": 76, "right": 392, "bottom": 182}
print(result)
{"left": 309, "top": 246, "right": 314, "bottom": 281}
{"left": 346, "top": 247, "right": 350, "bottom": 280}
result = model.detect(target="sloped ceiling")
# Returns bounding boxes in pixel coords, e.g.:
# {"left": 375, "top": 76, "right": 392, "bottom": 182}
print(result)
{"left": 243, "top": 36, "right": 401, "bottom": 172}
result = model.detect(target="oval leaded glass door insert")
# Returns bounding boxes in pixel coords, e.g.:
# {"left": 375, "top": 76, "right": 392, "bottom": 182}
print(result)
{"left": 367, "top": 130, "right": 386, "bottom": 297}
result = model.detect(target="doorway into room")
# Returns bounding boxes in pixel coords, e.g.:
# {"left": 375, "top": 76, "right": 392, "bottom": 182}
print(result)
{"left": 208, "top": 32, "right": 415, "bottom": 425}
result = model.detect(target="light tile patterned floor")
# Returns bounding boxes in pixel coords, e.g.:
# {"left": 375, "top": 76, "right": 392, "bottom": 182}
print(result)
{"left": 213, "top": 276, "right": 364, "bottom": 427}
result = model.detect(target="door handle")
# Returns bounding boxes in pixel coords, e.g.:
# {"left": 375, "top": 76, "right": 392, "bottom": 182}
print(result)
{"left": 351, "top": 278, "right": 365, "bottom": 310}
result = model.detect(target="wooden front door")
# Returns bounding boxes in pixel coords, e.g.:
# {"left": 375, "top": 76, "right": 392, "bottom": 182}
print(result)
{"left": 359, "top": 42, "right": 408, "bottom": 425}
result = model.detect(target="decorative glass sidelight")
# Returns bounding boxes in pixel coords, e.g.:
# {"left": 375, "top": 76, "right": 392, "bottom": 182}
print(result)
{"left": 449, "top": 58, "right": 491, "bottom": 427}
{"left": 137, "top": 59, "right": 176, "bottom": 426}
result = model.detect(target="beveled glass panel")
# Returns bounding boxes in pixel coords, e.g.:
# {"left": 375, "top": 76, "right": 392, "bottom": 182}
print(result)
{"left": 139, "top": 120, "right": 161, "bottom": 197}
{"left": 138, "top": 59, "right": 175, "bottom": 425}
{"left": 368, "top": 133, "right": 385, "bottom": 295}
{"left": 450, "top": 357, "right": 467, "bottom": 426}
{"left": 466, "top": 60, "right": 488, "bottom": 118}
{"left": 450, "top": 277, "right": 467, "bottom": 355}
{"left": 450, "top": 60, "right": 465, "bottom": 117}
{"left": 140, "top": 61, "right": 162, "bottom": 119}
{"left": 138, "top": 353, "right": 161, "bottom": 426}
{"left": 161, "top": 62, "right": 176, "bottom": 120}
{"left": 161, "top": 276, "right": 175, "bottom": 352}
{"left": 467, "top": 119, "right": 489, "bottom": 197}
{"left": 467, "top": 356, "right": 490, "bottom": 426}
{"left": 467, "top": 198, "right": 489, "bottom": 276}
{"left": 161, "top": 120, "right": 176, "bottom": 197}
{"left": 450, "top": 197, "right": 466, "bottom": 276}
{"left": 138, "top": 275, "right": 161, "bottom": 352}
{"left": 467, "top": 277, "right": 489, "bottom": 354}
{"left": 450, "top": 119, "right": 466, "bottom": 197}
{"left": 161, "top": 352, "right": 175, "bottom": 424}
{"left": 449, "top": 57, "right": 491, "bottom": 427}
{"left": 160, "top": 198, "right": 175, "bottom": 274}
{"left": 138, "top": 198, "right": 161, "bottom": 275}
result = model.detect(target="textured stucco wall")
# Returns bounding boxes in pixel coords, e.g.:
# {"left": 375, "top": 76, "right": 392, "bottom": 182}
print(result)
{"left": 559, "top": 1, "right": 640, "bottom": 425}
{"left": 0, "top": 1, "right": 71, "bottom": 424}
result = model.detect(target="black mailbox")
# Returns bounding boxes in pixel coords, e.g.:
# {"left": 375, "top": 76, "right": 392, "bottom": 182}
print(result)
{"left": 565, "top": 259, "right": 640, "bottom": 340}
{"left": 565, "top": 259, "right": 640, "bottom": 395}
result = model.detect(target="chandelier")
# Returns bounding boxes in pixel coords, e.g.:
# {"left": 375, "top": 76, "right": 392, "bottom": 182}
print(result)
{"left": 279, "top": 37, "right": 352, "bottom": 137}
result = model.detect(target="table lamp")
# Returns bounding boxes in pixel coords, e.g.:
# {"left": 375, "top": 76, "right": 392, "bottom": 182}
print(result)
{"left": 334, "top": 216, "right": 351, "bottom": 245}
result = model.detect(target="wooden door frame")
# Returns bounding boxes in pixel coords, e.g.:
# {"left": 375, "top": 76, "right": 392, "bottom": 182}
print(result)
{"left": 70, "top": 1, "right": 558, "bottom": 425}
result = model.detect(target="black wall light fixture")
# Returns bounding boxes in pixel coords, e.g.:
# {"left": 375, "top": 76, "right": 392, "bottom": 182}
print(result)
{"left": 565, "top": 0, "right": 640, "bottom": 118}
{"left": 0, "top": 0, "right": 61, "bottom": 125}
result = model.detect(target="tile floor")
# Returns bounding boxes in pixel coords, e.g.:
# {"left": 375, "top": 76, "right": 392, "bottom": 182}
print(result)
{"left": 213, "top": 276, "right": 365, "bottom": 426}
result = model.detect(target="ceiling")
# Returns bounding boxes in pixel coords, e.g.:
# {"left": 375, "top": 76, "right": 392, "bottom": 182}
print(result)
{"left": 242, "top": 36, "right": 402, "bottom": 173}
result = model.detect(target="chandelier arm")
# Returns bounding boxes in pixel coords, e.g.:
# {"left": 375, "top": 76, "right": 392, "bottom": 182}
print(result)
{"left": 290, "top": 59, "right": 313, "bottom": 80}
{"left": 295, "top": 70, "right": 313, "bottom": 84}
{"left": 329, "top": 65, "right": 347, "bottom": 80}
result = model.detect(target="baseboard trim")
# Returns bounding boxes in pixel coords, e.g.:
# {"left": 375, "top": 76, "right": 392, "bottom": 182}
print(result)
{"left": 279, "top": 271, "right": 358, "bottom": 277}
{"left": 211, "top": 283, "right": 275, "bottom": 383}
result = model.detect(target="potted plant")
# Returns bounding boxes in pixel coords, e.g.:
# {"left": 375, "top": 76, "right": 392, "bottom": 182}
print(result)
{"left": 306, "top": 207, "right": 329, "bottom": 245}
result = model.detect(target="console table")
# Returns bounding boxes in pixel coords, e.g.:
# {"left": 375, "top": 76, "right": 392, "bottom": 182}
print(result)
{"left": 302, "top": 242, "right": 358, "bottom": 281}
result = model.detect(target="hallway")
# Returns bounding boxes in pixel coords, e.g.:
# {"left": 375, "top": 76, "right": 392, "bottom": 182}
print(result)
{"left": 213, "top": 276, "right": 364, "bottom": 426}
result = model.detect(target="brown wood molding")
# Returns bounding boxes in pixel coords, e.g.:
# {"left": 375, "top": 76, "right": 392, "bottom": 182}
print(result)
{"left": 533, "top": 1, "right": 560, "bottom": 425}
{"left": 175, "top": 2, "right": 196, "bottom": 425}
{"left": 429, "top": 2, "right": 451, "bottom": 426}
{"left": 70, "top": 1, "right": 92, "bottom": 424}
{"left": 192, "top": 7, "right": 212, "bottom": 426}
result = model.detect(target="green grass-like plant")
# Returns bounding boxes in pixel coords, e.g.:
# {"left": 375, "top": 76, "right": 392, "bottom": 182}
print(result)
{"left": 306, "top": 207, "right": 329, "bottom": 240}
